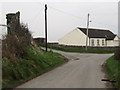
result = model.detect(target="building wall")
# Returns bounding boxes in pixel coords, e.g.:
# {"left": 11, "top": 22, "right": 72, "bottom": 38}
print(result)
{"left": 107, "top": 36, "right": 119, "bottom": 46}
{"left": 89, "top": 38, "right": 106, "bottom": 47}
{"left": 90, "top": 36, "right": 119, "bottom": 47}
{"left": 58, "top": 28, "right": 119, "bottom": 47}
{"left": 107, "top": 40, "right": 115, "bottom": 46}
{"left": 58, "top": 28, "right": 89, "bottom": 46}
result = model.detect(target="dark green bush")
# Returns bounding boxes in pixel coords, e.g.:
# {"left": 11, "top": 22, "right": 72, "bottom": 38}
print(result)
{"left": 114, "top": 47, "right": 120, "bottom": 61}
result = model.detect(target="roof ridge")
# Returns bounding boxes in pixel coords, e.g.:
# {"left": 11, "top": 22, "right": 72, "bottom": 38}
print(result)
{"left": 77, "top": 27, "right": 109, "bottom": 31}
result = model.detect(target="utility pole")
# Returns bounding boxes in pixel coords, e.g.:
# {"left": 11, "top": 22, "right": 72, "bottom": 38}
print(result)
{"left": 45, "top": 4, "right": 48, "bottom": 52}
{"left": 85, "top": 13, "right": 90, "bottom": 51}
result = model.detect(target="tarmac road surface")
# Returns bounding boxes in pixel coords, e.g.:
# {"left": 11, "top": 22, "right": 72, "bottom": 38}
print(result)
{"left": 17, "top": 49, "right": 113, "bottom": 88}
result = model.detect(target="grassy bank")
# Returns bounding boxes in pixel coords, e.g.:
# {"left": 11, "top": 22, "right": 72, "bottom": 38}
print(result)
{"left": 2, "top": 46, "right": 66, "bottom": 88}
{"left": 39, "top": 44, "right": 113, "bottom": 54}
{"left": 106, "top": 56, "right": 120, "bottom": 88}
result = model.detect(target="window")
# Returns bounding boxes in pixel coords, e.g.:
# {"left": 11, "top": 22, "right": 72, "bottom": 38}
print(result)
{"left": 97, "top": 39, "right": 100, "bottom": 46}
{"left": 91, "top": 39, "right": 94, "bottom": 46}
{"left": 102, "top": 40, "right": 104, "bottom": 46}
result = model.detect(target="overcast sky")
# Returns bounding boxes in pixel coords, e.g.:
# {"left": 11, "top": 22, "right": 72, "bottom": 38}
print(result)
{"left": 0, "top": 0, "right": 119, "bottom": 42}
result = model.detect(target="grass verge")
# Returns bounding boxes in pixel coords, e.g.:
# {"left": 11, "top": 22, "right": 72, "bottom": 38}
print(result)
{"left": 39, "top": 44, "right": 113, "bottom": 54}
{"left": 106, "top": 56, "right": 120, "bottom": 88}
{"left": 2, "top": 46, "right": 67, "bottom": 88}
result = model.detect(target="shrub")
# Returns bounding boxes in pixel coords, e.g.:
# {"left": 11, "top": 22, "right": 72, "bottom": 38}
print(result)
{"left": 2, "top": 22, "right": 32, "bottom": 60}
{"left": 114, "top": 47, "right": 120, "bottom": 61}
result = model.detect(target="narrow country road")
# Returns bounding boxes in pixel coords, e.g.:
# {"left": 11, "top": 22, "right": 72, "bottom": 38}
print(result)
{"left": 17, "top": 49, "right": 113, "bottom": 88}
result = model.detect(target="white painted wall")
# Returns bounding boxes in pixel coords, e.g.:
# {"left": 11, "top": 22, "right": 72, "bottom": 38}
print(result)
{"left": 114, "top": 36, "right": 119, "bottom": 41}
{"left": 89, "top": 38, "right": 106, "bottom": 47}
{"left": 107, "top": 36, "right": 119, "bottom": 46}
{"left": 58, "top": 28, "right": 119, "bottom": 47}
{"left": 107, "top": 40, "right": 114, "bottom": 46}
{"left": 58, "top": 28, "right": 89, "bottom": 46}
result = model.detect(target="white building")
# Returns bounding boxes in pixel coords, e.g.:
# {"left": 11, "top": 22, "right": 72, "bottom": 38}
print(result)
{"left": 58, "top": 27, "right": 119, "bottom": 47}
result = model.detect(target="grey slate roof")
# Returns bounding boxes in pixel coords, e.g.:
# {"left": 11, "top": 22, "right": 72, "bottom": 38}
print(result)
{"left": 78, "top": 27, "right": 116, "bottom": 40}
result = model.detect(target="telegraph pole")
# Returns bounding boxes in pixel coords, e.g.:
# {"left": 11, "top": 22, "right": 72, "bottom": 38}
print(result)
{"left": 45, "top": 4, "right": 48, "bottom": 52}
{"left": 85, "top": 13, "right": 90, "bottom": 51}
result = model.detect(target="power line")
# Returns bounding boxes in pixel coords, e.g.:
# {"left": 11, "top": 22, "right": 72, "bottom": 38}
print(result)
{"left": 36, "top": 2, "right": 117, "bottom": 30}
{"left": 30, "top": 9, "right": 43, "bottom": 25}
{"left": 48, "top": 5, "right": 117, "bottom": 29}
{"left": 28, "top": 7, "right": 43, "bottom": 24}
{"left": 49, "top": 5, "right": 86, "bottom": 21}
